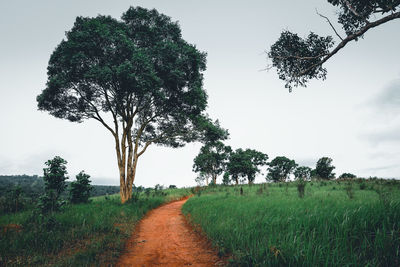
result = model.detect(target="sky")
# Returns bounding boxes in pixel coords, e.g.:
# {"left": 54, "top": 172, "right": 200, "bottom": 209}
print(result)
{"left": 0, "top": 0, "right": 399, "bottom": 187}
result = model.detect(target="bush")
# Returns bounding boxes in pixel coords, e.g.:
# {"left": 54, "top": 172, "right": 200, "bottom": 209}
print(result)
{"left": 297, "top": 181, "right": 306, "bottom": 198}
{"left": 345, "top": 183, "right": 354, "bottom": 199}
{"left": 340, "top": 173, "right": 357, "bottom": 179}
{"left": 39, "top": 156, "right": 68, "bottom": 213}
{"left": 359, "top": 183, "right": 367, "bottom": 190}
{"left": 0, "top": 186, "right": 24, "bottom": 213}
{"left": 69, "top": 171, "right": 93, "bottom": 204}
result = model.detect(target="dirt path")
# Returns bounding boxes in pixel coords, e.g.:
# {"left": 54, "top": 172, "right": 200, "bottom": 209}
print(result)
{"left": 116, "top": 198, "right": 225, "bottom": 266}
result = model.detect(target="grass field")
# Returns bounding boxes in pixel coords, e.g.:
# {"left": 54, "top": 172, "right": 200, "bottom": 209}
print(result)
{"left": 182, "top": 180, "right": 400, "bottom": 266}
{"left": 0, "top": 187, "right": 191, "bottom": 266}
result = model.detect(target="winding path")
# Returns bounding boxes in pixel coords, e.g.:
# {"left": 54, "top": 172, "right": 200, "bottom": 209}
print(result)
{"left": 116, "top": 198, "right": 224, "bottom": 266}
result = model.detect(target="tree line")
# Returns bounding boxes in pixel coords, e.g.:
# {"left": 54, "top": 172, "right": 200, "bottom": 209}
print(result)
{"left": 193, "top": 134, "right": 357, "bottom": 185}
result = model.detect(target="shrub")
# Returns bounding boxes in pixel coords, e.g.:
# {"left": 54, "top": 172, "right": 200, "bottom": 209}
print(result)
{"left": 38, "top": 156, "right": 68, "bottom": 213}
{"left": 340, "top": 173, "right": 357, "bottom": 179}
{"left": 345, "top": 183, "right": 354, "bottom": 199}
{"left": 297, "top": 180, "right": 306, "bottom": 198}
{"left": 69, "top": 171, "right": 93, "bottom": 204}
{"left": 359, "top": 183, "right": 367, "bottom": 190}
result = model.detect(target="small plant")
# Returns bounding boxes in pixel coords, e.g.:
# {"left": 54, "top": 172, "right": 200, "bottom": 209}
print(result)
{"left": 297, "top": 180, "right": 306, "bottom": 198}
{"left": 359, "top": 183, "right": 366, "bottom": 190}
{"left": 38, "top": 156, "right": 68, "bottom": 213}
{"left": 345, "top": 183, "right": 354, "bottom": 199}
{"left": 131, "top": 185, "right": 140, "bottom": 203}
{"left": 256, "top": 186, "right": 264, "bottom": 195}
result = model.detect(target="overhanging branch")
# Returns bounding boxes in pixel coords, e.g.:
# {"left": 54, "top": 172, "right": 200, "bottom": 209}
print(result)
{"left": 298, "top": 11, "right": 400, "bottom": 77}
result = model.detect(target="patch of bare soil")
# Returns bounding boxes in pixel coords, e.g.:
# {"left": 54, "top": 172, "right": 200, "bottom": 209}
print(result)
{"left": 116, "top": 198, "right": 225, "bottom": 266}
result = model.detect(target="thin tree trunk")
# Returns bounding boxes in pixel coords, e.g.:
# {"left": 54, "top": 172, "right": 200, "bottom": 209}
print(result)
{"left": 212, "top": 174, "right": 217, "bottom": 185}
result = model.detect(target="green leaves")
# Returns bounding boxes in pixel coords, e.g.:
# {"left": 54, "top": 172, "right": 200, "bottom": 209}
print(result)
{"left": 268, "top": 31, "right": 334, "bottom": 90}
{"left": 226, "top": 149, "right": 268, "bottom": 184}
{"left": 266, "top": 156, "right": 298, "bottom": 182}
{"left": 37, "top": 6, "right": 209, "bottom": 147}
{"left": 268, "top": 1, "right": 400, "bottom": 90}
{"left": 315, "top": 157, "right": 336, "bottom": 179}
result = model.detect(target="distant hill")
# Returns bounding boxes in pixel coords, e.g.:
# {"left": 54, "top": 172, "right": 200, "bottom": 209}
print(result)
{"left": 0, "top": 175, "right": 120, "bottom": 198}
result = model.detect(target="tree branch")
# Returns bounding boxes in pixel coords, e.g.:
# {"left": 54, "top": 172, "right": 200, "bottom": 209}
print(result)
{"left": 299, "top": 11, "right": 400, "bottom": 77}
{"left": 316, "top": 9, "right": 344, "bottom": 41}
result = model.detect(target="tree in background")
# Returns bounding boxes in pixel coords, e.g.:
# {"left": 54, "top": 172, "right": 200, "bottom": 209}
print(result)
{"left": 37, "top": 7, "right": 217, "bottom": 203}
{"left": 222, "top": 172, "right": 231, "bottom": 185}
{"left": 193, "top": 141, "right": 231, "bottom": 185}
{"left": 294, "top": 166, "right": 312, "bottom": 181}
{"left": 267, "top": 156, "right": 298, "bottom": 182}
{"left": 226, "top": 149, "right": 268, "bottom": 185}
{"left": 193, "top": 119, "right": 229, "bottom": 185}
{"left": 339, "top": 173, "right": 357, "bottom": 179}
{"left": 39, "top": 156, "right": 68, "bottom": 213}
{"left": 268, "top": 1, "right": 400, "bottom": 90}
{"left": 315, "top": 157, "right": 336, "bottom": 179}
{"left": 69, "top": 171, "right": 93, "bottom": 204}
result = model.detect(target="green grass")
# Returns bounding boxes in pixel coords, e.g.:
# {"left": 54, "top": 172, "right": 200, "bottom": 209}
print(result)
{"left": 182, "top": 180, "right": 400, "bottom": 266}
{"left": 0, "top": 187, "right": 191, "bottom": 266}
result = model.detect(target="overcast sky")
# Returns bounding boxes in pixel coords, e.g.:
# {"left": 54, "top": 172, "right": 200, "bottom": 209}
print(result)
{"left": 0, "top": 0, "right": 399, "bottom": 187}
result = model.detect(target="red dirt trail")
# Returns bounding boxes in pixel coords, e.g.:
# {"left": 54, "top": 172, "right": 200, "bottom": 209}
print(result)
{"left": 116, "top": 198, "right": 225, "bottom": 266}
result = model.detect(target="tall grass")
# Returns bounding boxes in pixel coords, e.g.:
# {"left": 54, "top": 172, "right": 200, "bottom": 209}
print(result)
{"left": 0, "top": 187, "right": 191, "bottom": 266}
{"left": 182, "top": 181, "right": 400, "bottom": 266}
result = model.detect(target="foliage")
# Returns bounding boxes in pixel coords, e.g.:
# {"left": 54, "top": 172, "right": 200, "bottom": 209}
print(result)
{"left": 315, "top": 157, "right": 336, "bottom": 179}
{"left": 193, "top": 141, "right": 231, "bottom": 185}
{"left": 339, "top": 172, "right": 357, "bottom": 179}
{"left": 183, "top": 180, "right": 400, "bottom": 266}
{"left": 268, "top": 1, "right": 400, "bottom": 90}
{"left": 294, "top": 166, "right": 312, "bottom": 181}
{"left": 36, "top": 6, "right": 214, "bottom": 202}
{"left": 69, "top": 171, "right": 93, "bottom": 204}
{"left": 0, "top": 186, "right": 24, "bottom": 214}
{"left": 345, "top": 182, "right": 354, "bottom": 199}
{"left": 0, "top": 175, "right": 120, "bottom": 199}
{"left": 226, "top": 149, "right": 268, "bottom": 184}
{"left": 38, "top": 156, "right": 69, "bottom": 213}
{"left": 266, "top": 156, "right": 298, "bottom": 182}
{"left": 222, "top": 172, "right": 230, "bottom": 185}
{"left": 268, "top": 31, "right": 334, "bottom": 90}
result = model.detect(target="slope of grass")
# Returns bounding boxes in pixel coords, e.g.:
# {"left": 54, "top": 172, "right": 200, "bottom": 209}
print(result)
{"left": 182, "top": 180, "right": 400, "bottom": 266}
{"left": 0, "top": 187, "right": 191, "bottom": 266}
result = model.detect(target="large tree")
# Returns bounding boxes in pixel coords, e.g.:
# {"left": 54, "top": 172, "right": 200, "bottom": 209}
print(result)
{"left": 315, "top": 157, "right": 336, "bottom": 179}
{"left": 268, "top": 1, "right": 400, "bottom": 90}
{"left": 266, "top": 156, "right": 298, "bottom": 182}
{"left": 37, "top": 7, "right": 214, "bottom": 203}
{"left": 226, "top": 149, "right": 268, "bottom": 185}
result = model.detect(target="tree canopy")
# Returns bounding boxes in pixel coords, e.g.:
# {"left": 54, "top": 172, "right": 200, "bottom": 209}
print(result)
{"left": 193, "top": 141, "right": 231, "bottom": 185}
{"left": 266, "top": 156, "right": 298, "bottom": 182}
{"left": 268, "top": 0, "right": 400, "bottom": 90}
{"left": 294, "top": 166, "right": 313, "bottom": 181}
{"left": 226, "top": 149, "right": 268, "bottom": 184}
{"left": 37, "top": 7, "right": 215, "bottom": 203}
{"left": 315, "top": 157, "right": 336, "bottom": 179}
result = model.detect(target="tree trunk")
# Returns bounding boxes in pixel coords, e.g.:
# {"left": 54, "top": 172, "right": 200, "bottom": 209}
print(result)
{"left": 119, "top": 160, "right": 138, "bottom": 204}
{"left": 234, "top": 176, "right": 238, "bottom": 185}
{"left": 212, "top": 174, "right": 217, "bottom": 185}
